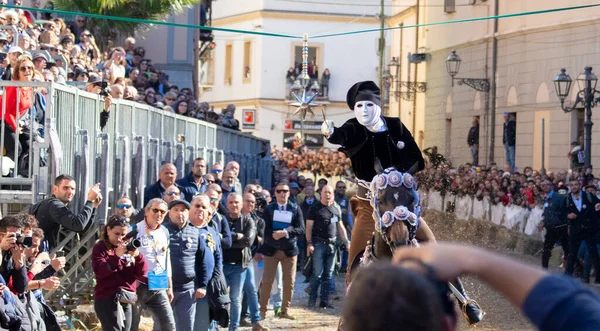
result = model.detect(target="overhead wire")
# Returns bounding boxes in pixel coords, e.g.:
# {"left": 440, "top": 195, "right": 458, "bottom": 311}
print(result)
{"left": 1, "top": 3, "right": 599, "bottom": 40}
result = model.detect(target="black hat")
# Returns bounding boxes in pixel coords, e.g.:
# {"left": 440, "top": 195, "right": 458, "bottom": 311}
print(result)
{"left": 169, "top": 199, "right": 191, "bottom": 210}
{"left": 346, "top": 81, "right": 381, "bottom": 110}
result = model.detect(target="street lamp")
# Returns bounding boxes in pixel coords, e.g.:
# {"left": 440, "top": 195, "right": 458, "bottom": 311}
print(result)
{"left": 445, "top": 50, "right": 490, "bottom": 92}
{"left": 553, "top": 66, "right": 600, "bottom": 168}
{"left": 387, "top": 57, "right": 427, "bottom": 102}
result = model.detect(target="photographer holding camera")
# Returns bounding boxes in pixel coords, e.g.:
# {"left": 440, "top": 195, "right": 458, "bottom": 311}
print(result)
{"left": 85, "top": 74, "right": 113, "bottom": 131}
{"left": 25, "top": 227, "right": 64, "bottom": 299}
{"left": 0, "top": 216, "right": 29, "bottom": 295}
{"left": 92, "top": 215, "right": 148, "bottom": 331}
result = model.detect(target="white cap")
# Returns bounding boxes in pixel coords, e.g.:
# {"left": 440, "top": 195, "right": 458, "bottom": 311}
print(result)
{"left": 8, "top": 46, "right": 22, "bottom": 54}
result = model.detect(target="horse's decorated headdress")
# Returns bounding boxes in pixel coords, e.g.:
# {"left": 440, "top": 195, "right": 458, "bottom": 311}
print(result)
{"left": 369, "top": 160, "right": 422, "bottom": 237}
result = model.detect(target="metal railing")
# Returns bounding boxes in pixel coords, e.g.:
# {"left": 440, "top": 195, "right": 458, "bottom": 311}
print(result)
{"left": 0, "top": 81, "right": 273, "bottom": 311}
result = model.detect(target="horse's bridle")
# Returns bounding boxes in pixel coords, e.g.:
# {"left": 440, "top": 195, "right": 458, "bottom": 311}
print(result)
{"left": 369, "top": 167, "right": 422, "bottom": 251}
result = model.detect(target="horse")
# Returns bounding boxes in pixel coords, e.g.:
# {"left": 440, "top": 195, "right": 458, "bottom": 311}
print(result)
{"left": 345, "top": 160, "right": 484, "bottom": 327}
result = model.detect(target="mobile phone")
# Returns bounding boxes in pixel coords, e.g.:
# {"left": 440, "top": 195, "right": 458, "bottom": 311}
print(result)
{"left": 55, "top": 251, "right": 65, "bottom": 258}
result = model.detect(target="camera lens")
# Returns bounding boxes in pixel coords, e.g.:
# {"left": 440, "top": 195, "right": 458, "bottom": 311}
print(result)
{"left": 126, "top": 238, "right": 141, "bottom": 251}
{"left": 16, "top": 235, "right": 33, "bottom": 248}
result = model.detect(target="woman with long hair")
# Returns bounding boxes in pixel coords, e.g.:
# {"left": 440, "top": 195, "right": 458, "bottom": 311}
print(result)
{"left": 0, "top": 56, "right": 34, "bottom": 175}
{"left": 104, "top": 47, "right": 127, "bottom": 84}
{"left": 92, "top": 215, "right": 147, "bottom": 331}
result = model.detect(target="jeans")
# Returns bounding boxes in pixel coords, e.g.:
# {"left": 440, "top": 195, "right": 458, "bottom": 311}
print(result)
{"left": 470, "top": 145, "right": 479, "bottom": 166}
{"left": 95, "top": 297, "right": 132, "bottom": 331}
{"left": 171, "top": 289, "right": 196, "bottom": 331}
{"left": 566, "top": 230, "right": 600, "bottom": 283}
{"left": 242, "top": 263, "right": 261, "bottom": 323}
{"left": 194, "top": 296, "right": 217, "bottom": 331}
{"left": 223, "top": 263, "right": 247, "bottom": 330}
{"left": 577, "top": 242, "right": 600, "bottom": 281}
{"left": 131, "top": 284, "right": 176, "bottom": 331}
{"left": 309, "top": 243, "right": 336, "bottom": 303}
{"left": 253, "top": 259, "right": 282, "bottom": 310}
{"left": 504, "top": 143, "right": 515, "bottom": 171}
{"left": 541, "top": 226, "right": 570, "bottom": 269}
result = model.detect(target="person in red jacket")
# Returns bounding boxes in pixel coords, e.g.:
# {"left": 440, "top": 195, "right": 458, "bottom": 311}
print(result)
{"left": 0, "top": 56, "right": 33, "bottom": 171}
{"left": 92, "top": 215, "right": 148, "bottom": 331}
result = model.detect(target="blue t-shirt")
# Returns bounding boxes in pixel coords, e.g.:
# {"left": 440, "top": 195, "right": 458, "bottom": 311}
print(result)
{"left": 523, "top": 274, "right": 600, "bottom": 330}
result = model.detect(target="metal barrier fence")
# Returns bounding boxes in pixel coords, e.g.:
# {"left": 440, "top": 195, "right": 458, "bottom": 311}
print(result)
{"left": 0, "top": 81, "right": 273, "bottom": 218}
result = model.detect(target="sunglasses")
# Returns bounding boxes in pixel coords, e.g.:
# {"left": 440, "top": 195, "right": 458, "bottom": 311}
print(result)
{"left": 165, "top": 98, "right": 175, "bottom": 101}
{"left": 19, "top": 66, "right": 33, "bottom": 72}
{"left": 276, "top": 190, "right": 289, "bottom": 194}
{"left": 212, "top": 169, "right": 222, "bottom": 173}
{"left": 77, "top": 20, "right": 85, "bottom": 23}
{"left": 166, "top": 191, "right": 180, "bottom": 196}
{"left": 209, "top": 197, "right": 219, "bottom": 203}
{"left": 151, "top": 208, "right": 167, "bottom": 215}
{"left": 117, "top": 203, "right": 132, "bottom": 209}
{"left": 206, "top": 180, "right": 215, "bottom": 184}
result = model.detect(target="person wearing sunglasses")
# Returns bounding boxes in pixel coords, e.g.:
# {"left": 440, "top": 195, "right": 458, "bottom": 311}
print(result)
{"left": 211, "top": 163, "right": 224, "bottom": 184}
{"left": 115, "top": 197, "right": 135, "bottom": 219}
{"left": 129, "top": 198, "right": 176, "bottom": 331}
{"left": 162, "top": 185, "right": 182, "bottom": 205}
{"left": 258, "top": 183, "right": 305, "bottom": 320}
{"left": 204, "top": 173, "right": 216, "bottom": 185}
{"left": 0, "top": 56, "right": 33, "bottom": 176}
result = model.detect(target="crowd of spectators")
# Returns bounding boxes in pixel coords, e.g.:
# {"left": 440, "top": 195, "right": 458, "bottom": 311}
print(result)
{"left": 271, "top": 146, "right": 352, "bottom": 178}
{"left": 0, "top": 3, "right": 240, "bottom": 132}
{"left": 285, "top": 60, "right": 331, "bottom": 99}
{"left": 416, "top": 148, "right": 599, "bottom": 209}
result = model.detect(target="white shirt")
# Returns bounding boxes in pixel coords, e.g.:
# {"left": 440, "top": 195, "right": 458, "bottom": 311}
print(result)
{"left": 132, "top": 220, "right": 172, "bottom": 277}
{"left": 572, "top": 192, "right": 583, "bottom": 212}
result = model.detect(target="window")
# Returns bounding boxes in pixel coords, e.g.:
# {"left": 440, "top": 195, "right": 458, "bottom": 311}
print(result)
{"left": 293, "top": 45, "right": 318, "bottom": 77}
{"left": 243, "top": 41, "right": 251, "bottom": 83}
{"left": 224, "top": 44, "right": 232, "bottom": 85}
{"left": 444, "top": 0, "right": 455, "bottom": 13}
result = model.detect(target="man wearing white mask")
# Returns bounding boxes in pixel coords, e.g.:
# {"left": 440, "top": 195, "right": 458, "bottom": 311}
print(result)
{"left": 321, "top": 81, "right": 482, "bottom": 324}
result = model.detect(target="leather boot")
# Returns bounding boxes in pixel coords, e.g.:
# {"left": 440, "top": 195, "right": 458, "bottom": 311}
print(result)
{"left": 450, "top": 278, "right": 483, "bottom": 325}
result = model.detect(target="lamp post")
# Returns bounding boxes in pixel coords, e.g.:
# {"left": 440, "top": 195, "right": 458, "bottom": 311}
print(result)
{"left": 445, "top": 50, "right": 490, "bottom": 92}
{"left": 553, "top": 66, "right": 600, "bottom": 168}
{"left": 387, "top": 57, "right": 427, "bottom": 101}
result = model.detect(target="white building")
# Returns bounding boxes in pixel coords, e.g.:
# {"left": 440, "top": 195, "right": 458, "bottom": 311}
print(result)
{"left": 199, "top": 0, "right": 391, "bottom": 148}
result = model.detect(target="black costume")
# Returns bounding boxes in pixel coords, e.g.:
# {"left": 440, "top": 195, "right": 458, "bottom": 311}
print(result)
{"left": 325, "top": 81, "right": 482, "bottom": 325}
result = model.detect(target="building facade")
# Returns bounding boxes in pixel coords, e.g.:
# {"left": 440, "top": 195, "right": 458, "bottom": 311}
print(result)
{"left": 391, "top": 0, "right": 600, "bottom": 172}
{"left": 190, "top": 0, "right": 390, "bottom": 148}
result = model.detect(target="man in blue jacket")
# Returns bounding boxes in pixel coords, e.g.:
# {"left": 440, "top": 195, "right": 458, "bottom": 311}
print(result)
{"left": 539, "top": 179, "right": 569, "bottom": 269}
{"left": 165, "top": 199, "right": 214, "bottom": 331}
{"left": 191, "top": 194, "right": 223, "bottom": 331}
{"left": 258, "top": 183, "right": 305, "bottom": 320}
{"left": 176, "top": 158, "right": 208, "bottom": 202}
{"left": 144, "top": 163, "right": 179, "bottom": 207}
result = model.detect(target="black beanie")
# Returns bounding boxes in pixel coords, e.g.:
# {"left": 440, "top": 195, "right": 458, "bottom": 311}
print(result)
{"left": 346, "top": 81, "right": 381, "bottom": 110}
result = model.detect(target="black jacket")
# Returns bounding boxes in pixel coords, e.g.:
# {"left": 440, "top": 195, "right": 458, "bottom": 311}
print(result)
{"left": 259, "top": 202, "right": 305, "bottom": 257}
{"left": 207, "top": 267, "right": 230, "bottom": 328}
{"left": 542, "top": 191, "right": 567, "bottom": 228}
{"left": 223, "top": 214, "right": 256, "bottom": 268}
{"left": 143, "top": 181, "right": 182, "bottom": 207}
{"left": 30, "top": 197, "right": 96, "bottom": 250}
{"left": 467, "top": 125, "right": 479, "bottom": 146}
{"left": 326, "top": 117, "right": 424, "bottom": 181}
{"left": 503, "top": 119, "right": 516, "bottom": 146}
{"left": 565, "top": 191, "right": 600, "bottom": 235}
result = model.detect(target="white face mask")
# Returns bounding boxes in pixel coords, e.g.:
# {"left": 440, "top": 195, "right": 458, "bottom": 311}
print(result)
{"left": 354, "top": 100, "right": 381, "bottom": 127}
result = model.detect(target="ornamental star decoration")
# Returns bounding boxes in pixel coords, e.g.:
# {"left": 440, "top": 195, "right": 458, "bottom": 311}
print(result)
{"left": 290, "top": 87, "right": 318, "bottom": 120}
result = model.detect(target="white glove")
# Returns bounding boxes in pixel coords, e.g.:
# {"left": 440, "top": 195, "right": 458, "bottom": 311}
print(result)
{"left": 321, "top": 120, "right": 335, "bottom": 137}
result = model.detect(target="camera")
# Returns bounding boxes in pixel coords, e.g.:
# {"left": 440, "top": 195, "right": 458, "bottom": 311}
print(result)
{"left": 98, "top": 81, "right": 111, "bottom": 97}
{"left": 14, "top": 234, "right": 32, "bottom": 248}
{"left": 126, "top": 238, "right": 141, "bottom": 252}
{"left": 254, "top": 192, "right": 267, "bottom": 212}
